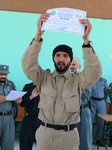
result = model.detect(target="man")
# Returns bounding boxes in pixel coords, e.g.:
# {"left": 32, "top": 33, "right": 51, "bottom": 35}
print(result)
{"left": 0, "top": 64, "right": 22, "bottom": 150}
{"left": 70, "top": 58, "right": 92, "bottom": 150}
{"left": 70, "top": 57, "right": 81, "bottom": 74}
{"left": 108, "top": 83, "right": 112, "bottom": 114}
{"left": 19, "top": 82, "right": 41, "bottom": 150}
{"left": 91, "top": 77, "right": 108, "bottom": 146}
{"left": 21, "top": 13, "right": 102, "bottom": 150}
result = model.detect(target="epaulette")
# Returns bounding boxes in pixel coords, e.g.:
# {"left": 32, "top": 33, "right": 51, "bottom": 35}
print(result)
{"left": 7, "top": 80, "right": 13, "bottom": 85}
{"left": 101, "top": 77, "right": 107, "bottom": 82}
{"left": 7, "top": 80, "right": 16, "bottom": 90}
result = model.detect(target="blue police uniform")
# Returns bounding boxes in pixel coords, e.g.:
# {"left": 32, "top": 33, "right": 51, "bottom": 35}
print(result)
{"left": 19, "top": 82, "right": 41, "bottom": 150}
{"left": 91, "top": 77, "right": 108, "bottom": 142}
{"left": 108, "top": 83, "right": 112, "bottom": 114}
{"left": 0, "top": 79, "right": 16, "bottom": 150}
{"left": 77, "top": 87, "right": 92, "bottom": 150}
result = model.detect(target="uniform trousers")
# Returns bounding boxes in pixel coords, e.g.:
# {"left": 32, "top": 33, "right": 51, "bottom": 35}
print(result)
{"left": 35, "top": 125, "right": 79, "bottom": 150}
{"left": 19, "top": 115, "right": 40, "bottom": 150}
{"left": 0, "top": 114, "right": 15, "bottom": 150}
{"left": 77, "top": 107, "right": 92, "bottom": 150}
{"left": 91, "top": 100, "right": 106, "bottom": 140}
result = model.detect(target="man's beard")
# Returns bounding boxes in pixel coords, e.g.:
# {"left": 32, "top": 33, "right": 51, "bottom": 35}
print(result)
{"left": 54, "top": 61, "right": 71, "bottom": 73}
{"left": 0, "top": 78, "right": 6, "bottom": 83}
{"left": 70, "top": 68, "right": 80, "bottom": 74}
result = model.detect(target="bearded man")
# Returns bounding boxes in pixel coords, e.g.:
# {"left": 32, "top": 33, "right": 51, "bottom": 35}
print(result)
{"left": 21, "top": 13, "right": 102, "bottom": 150}
{"left": 0, "top": 64, "right": 22, "bottom": 150}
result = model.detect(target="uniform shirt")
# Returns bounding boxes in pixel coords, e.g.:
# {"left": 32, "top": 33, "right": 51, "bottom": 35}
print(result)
{"left": 91, "top": 77, "right": 108, "bottom": 100}
{"left": 0, "top": 80, "right": 16, "bottom": 112}
{"left": 22, "top": 40, "right": 102, "bottom": 125}
{"left": 108, "top": 83, "right": 112, "bottom": 100}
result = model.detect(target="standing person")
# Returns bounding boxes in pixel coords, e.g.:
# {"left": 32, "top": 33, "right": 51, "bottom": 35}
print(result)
{"left": 19, "top": 82, "right": 41, "bottom": 150}
{"left": 108, "top": 83, "right": 112, "bottom": 114}
{"left": 70, "top": 58, "right": 92, "bottom": 150}
{"left": 0, "top": 64, "right": 22, "bottom": 150}
{"left": 91, "top": 77, "right": 108, "bottom": 146}
{"left": 21, "top": 13, "right": 102, "bottom": 150}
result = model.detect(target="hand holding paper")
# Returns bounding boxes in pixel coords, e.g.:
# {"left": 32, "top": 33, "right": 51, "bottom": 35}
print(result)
{"left": 42, "top": 7, "right": 87, "bottom": 35}
{"left": 6, "top": 90, "right": 27, "bottom": 101}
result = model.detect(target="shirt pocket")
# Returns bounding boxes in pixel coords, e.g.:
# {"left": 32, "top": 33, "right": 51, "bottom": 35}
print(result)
{"left": 63, "top": 92, "right": 80, "bottom": 113}
{"left": 39, "top": 88, "right": 56, "bottom": 111}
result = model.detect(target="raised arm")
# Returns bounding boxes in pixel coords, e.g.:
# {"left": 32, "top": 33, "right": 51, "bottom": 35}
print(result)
{"left": 79, "top": 19, "right": 102, "bottom": 90}
{"left": 22, "top": 14, "right": 50, "bottom": 90}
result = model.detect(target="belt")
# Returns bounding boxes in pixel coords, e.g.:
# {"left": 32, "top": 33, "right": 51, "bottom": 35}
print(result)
{"left": 0, "top": 110, "right": 12, "bottom": 116}
{"left": 92, "top": 97, "right": 105, "bottom": 101}
{"left": 41, "top": 121, "right": 76, "bottom": 131}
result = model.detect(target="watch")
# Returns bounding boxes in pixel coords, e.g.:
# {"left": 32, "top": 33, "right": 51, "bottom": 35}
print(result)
{"left": 82, "top": 41, "right": 93, "bottom": 47}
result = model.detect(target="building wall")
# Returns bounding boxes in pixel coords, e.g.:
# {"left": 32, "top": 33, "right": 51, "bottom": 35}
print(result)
{"left": 0, "top": 0, "right": 112, "bottom": 19}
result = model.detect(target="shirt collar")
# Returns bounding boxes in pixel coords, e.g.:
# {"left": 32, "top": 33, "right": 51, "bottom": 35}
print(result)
{"left": 52, "top": 69, "right": 72, "bottom": 79}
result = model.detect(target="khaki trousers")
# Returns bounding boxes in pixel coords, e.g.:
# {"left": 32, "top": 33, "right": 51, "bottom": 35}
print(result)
{"left": 35, "top": 125, "right": 79, "bottom": 150}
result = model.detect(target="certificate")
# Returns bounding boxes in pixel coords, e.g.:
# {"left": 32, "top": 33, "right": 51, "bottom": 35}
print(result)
{"left": 6, "top": 90, "right": 27, "bottom": 101}
{"left": 42, "top": 7, "right": 87, "bottom": 35}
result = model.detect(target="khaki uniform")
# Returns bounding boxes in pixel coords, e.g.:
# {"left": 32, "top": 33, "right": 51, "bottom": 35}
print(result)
{"left": 22, "top": 40, "right": 102, "bottom": 150}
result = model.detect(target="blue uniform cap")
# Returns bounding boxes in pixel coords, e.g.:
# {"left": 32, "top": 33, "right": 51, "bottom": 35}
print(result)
{"left": 0, "top": 65, "right": 10, "bottom": 74}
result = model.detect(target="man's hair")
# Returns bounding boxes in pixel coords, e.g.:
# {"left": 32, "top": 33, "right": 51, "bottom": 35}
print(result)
{"left": 73, "top": 57, "right": 81, "bottom": 66}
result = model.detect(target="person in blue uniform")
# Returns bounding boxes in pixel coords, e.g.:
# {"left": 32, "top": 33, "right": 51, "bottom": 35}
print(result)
{"left": 19, "top": 82, "right": 41, "bottom": 150}
{"left": 108, "top": 83, "right": 112, "bottom": 114}
{"left": 91, "top": 77, "right": 108, "bottom": 146}
{"left": 70, "top": 58, "right": 92, "bottom": 150}
{"left": 0, "top": 64, "right": 22, "bottom": 150}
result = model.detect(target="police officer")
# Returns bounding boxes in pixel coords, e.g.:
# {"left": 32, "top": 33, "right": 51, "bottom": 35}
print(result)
{"left": 0, "top": 64, "right": 22, "bottom": 150}
{"left": 108, "top": 83, "right": 112, "bottom": 114}
{"left": 70, "top": 58, "right": 92, "bottom": 150}
{"left": 21, "top": 13, "right": 102, "bottom": 150}
{"left": 19, "top": 82, "right": 41, "bottom": 150}
{"left": 91, "top": 77, "right": 108, "bottom": 146}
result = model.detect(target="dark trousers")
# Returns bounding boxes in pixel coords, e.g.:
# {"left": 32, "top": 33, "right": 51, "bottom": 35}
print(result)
{"left": 19, "top": 116, "right": 41, "bottom": 150}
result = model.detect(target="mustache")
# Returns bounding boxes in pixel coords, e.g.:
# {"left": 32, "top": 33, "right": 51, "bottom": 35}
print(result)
{"left": 57, "top": 61, "right": 65, "bottom": 65}
{"left": 0, "top": 78, "right": 6, "bottom": 83}
{"left": 0, "top": 78, "right": 6, "bottom": 80}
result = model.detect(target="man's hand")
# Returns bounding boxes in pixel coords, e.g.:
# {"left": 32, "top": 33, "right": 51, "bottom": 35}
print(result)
{"left": 35, "top": 13, "right": 50, "bottom": 42}
{"left": 30, "top": 87, "right": 39, "bottom": 100}
{"left": 80, "top": 19, "right": 92, "bottom": 44}
{"left": 15, "top": 98, "right": 22, "bottom": 104}
{"left": 0, "top": 96, "right": 6, "bottom": 103}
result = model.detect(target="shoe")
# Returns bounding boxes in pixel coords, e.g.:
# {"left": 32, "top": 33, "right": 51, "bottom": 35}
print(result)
{"left": 96, "top": 140, "right": 105, "bottom": 147}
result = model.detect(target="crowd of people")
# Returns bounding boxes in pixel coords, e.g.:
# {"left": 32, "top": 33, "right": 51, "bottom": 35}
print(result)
{"left": 0, "top": 12, "right": 112, "bottom": 150}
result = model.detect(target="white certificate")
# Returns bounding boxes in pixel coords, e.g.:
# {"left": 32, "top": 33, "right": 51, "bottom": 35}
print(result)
{"left": 6, "top": 90, "right": 27, "bottom": 101}
{"left": 42, "top": 7, "right": 87, "bottom": 35}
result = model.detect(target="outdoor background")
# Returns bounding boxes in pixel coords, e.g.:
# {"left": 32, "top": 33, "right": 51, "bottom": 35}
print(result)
{"left": 0, "top": 10, "right": 112, "bottom": 102}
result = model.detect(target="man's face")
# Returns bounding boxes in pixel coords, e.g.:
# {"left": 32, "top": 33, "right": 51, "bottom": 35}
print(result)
{"left": 0, "top": 73, "right": 7, "bottom": 84}
{"left": 70, "top": 59, "right": 80, "bottom": 73}
{"left": 54, "top": 51, "right": 71, "bottom": 73}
